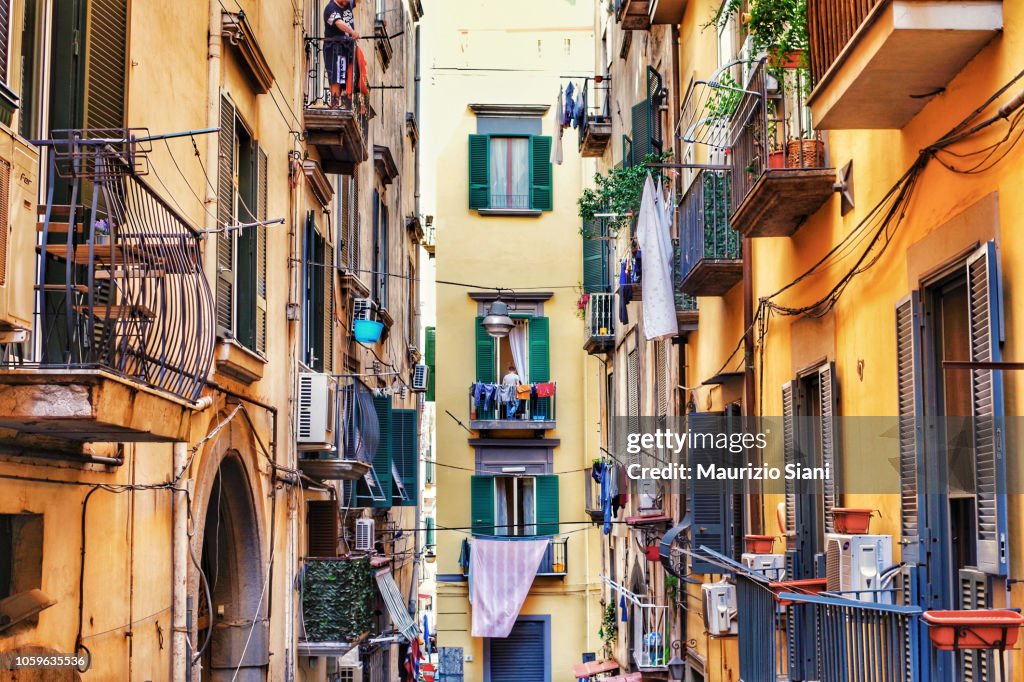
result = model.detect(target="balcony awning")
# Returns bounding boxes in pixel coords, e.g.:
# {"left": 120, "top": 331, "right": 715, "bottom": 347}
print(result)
{"left": 572, "top": 659, "right": 621, "bottom": 677}
{"left": 375, "top": 569, "right": 420, "bottom": 642}
{"left": 469, "top": 537, "right": 549, "bottom": 638}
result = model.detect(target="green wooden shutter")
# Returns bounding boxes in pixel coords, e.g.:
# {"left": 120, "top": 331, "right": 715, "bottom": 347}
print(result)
{"left": 391, "top": 409, "right": 418, "bottom": 507}
{"left": 895, "top": 293, "right": 925, "bottom": 565}
{"left": 425, "top": 326, "right": 436, "bottom": 401}
{"left": 425, "top": 517, "right": 435, "bottom": 547}
{"left": 688, "top": 413, "right": 731, "bottom": 574}
{"left": 255, "top": 145, "right": 269, "bottom": 354}
{"left": 582, "top": 220, "right": 609, "bottom": 293}
{"left": 528, "top": 316, "right": 551, "bottom": 417}
{"left": 84, "top": 0, "right": 127, "bottom": 130}
{"left": 475, "top": 316, "right": 495, "bottom": 382}
{"left": 468, "top": 134, "right": 490, "bottom": 209}
{"left": 358, "top": 394, "right": 394, "bottom": 507}
{"left": 529, "top": 136, "right": 553, "bottom": 211}
{"left": 819, "top": 363, "right": 839, "bottom": 533}
{"left": 471, "top": 475, "right": 495, "bottom": 535}
{"left": 534, "top": 475, "right": 559, "bottom": 536}
{"left": 631, "top": 100, "right": 651, "bottom": 163}
{"left": 216, "top": 95, "right": 236, "bottom": 337}
{"left": 966, "top": 241, "right": 1007, "bottom": 575}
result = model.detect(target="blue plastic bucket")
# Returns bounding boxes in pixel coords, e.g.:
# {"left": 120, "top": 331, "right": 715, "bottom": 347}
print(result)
{"left": 354, "top": 319, "right": 384, "bottom": 343}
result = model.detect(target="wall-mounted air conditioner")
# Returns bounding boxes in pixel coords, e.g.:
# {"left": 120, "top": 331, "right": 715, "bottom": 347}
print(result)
{"left": 742, "top": 553, "right": 785, "bottom": 581}
{"left": 701, "top": 581, "right": 737, "bottom": 636}
{"left": 0, "top": 128, "right": 39, "bottom": 341}
{"left": 297, "top": 372, "right": 334, "bottom": 451}
{"left": 824, "top": 534, "right": 894, "bottom": 603}
{"left": 353, "top": 298, "right": 374, "bottom": 321}
{"left": 355, "top": 518, "right": 375, "bottom": 551}
{"left": 411, "top": 363, "right": 429, "bottom": 391}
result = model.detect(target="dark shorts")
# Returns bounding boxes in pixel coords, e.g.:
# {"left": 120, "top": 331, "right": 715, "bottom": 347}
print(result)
{"left": 324, "top": 41, "right": 352, "bottom": 87}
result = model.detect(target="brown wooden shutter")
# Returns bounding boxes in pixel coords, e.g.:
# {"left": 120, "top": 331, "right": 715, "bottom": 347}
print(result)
{"left": 255, "top": 145, "right": 268, "bottom": 354}
{"left": 306, "top": 500, "right": 339, "bottom": 557}
{"left": 0, "top": 0, "right": 10, "bottom": 85}
{"left": 895, "top": 294, "right": 924, "bottom": 564}
{"left": 782, "top": 381, "right": 797, "bottom": 550}
{"left": 84, "top": 0, "right": 127, "bottom": 130}
{"left": 216, "top": 95, "right": 236, "bottom": 336}
{"left": 818, "top": 363, "right": 839, "bottom": 533}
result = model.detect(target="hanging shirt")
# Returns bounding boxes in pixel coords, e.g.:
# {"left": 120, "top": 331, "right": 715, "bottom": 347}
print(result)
{"left": 636, "top": 174, "right": 678, "bottom": 340}
{"left": 564, "top": 82, "right": 576, "bottom": 124}
{"left": 552, "top": 87, "right": 564, "bottom": 166}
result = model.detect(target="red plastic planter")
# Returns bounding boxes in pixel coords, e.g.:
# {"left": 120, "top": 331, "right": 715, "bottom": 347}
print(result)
{"left": 769, "top": 578, "right": 828, "bottom": 606}
{"left": 744, "top": 535, "right": 776, "bottom": 553}
{"left": 922, "top": 610, "right": 1024, "bottom": 651}
{"left": 831, "top": 507, "right": 874, "bottom": 534}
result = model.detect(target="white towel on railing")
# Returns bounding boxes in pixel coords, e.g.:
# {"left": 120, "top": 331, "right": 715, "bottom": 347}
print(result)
{"left": 469, "top": 538, "right": 549, "bottom": 638}
{"left": 637, "top": 173, "right": 678, "bottom": 340}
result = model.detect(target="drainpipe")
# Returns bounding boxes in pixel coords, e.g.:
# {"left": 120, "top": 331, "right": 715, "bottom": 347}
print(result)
{"left": 742, "top": 238, "right": 762, "bottom": 533}
{"left": 204, "top": 0, "right": 222, "bottom": 252}
{"left": 171, "top": 441, "right": 190, "bottom": 682}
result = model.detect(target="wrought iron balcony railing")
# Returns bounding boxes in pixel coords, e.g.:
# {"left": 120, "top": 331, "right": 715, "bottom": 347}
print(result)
{"left": 469, "top": 382, "right": 556, "bottom": 429}
{"left": 460, "top": 536, "right": 568, "bottom": 577}
{"left": 19, "top": 131, "right": 215, "bottom": 403}
{"left": 583, "top": 292, "right": 615, "bottom": 354}
{"left": 303, "top": 36, "right": 370, "bottom": 172}
{"left": 678, "top": 170, "right": 741, "bottom": 296}
{"left": 807, "top": 0, "right": 881, "bottom": 86}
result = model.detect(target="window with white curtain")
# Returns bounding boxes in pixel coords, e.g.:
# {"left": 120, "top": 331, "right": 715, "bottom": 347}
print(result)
{"left": 489, "top": 137, "right": 530, "bottom": 210}
{"left": 494, "top": 476, "right": 536, "bottom": 536}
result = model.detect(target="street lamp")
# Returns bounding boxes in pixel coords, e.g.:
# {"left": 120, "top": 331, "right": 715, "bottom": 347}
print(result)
{"left": 482, "top": 299, "right": 514, "bottom": 338}
{"left": 667, "top": 641, "right": 685, "bottom": 681}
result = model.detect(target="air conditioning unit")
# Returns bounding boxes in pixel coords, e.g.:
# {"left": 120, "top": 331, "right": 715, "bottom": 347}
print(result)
{"left": 742, "top": 553, "right": 785, "bottom": 581}
{"left": 353, "top": 298, "right": 374, "bottom": 321}
{"left": 701, "top": 581, "right": 737, "bottom": 636}
{"left": 825, "top": 534, "right": 894, "bottom": 603}
{"left": 411, "top": 363, "right": 429, "bottom": 391}
{"left": 0, "top": 128, "right": 39, "bottom": 340}
{"left": 355, "top": 518, "right": 375, "bottom": 551}
{"left": 297, "top": 372, "right": 334, "bottom": 451}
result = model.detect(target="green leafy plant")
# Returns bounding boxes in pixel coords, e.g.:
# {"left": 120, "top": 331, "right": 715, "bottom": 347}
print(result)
{"left": 665, "top": 574, "right": 680, "bottom": 605}
{"left": 706, "top": 72, "right": 742, "bottom": 123}
{"left": 301, "top": 558, "right": 374, "bottom": 642}
{"left": 598, "top": 600, "right": 619, "bottom": 651}
{"left": 578, "top": 151, "right": 671, "bottom": 234}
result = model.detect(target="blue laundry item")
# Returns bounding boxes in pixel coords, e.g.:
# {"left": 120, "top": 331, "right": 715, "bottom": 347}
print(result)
{"left": 564, "top": 82, "right": 576, "bottom": 124}
{"left": 600, "top": 462, "right": 613, "bottom": 535}
{"left": 575, "top": 88, "right": 586, "bottom": 128}
{"left": 620, "top": 593, "right": 628, "bottom": 621}
{"left": 506, "top": 395, "right": 519, "bottom": 419}
{"left": 632, "top": 251, "right": 642, "bottom": 283}
{"left": 482, "top": 384, "right": 497, "bottom": 410}
{"left": 619, "top": 259, "right": 628, "bottom": 285}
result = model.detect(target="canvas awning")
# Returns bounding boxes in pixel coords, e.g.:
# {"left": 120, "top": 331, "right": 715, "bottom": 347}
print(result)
{"left": 375, "top": 569, "right": 420, "bottom": 641}
{"left": 572, "top": 658, "right": 621, "bottom": 677}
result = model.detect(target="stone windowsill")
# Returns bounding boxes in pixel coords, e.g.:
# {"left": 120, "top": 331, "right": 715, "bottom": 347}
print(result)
{"left": 214, "top": 338, "right": 267, "bottom": 385}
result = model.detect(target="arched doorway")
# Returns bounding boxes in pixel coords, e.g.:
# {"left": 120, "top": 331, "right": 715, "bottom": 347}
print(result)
{"left": 195, "top": 455, "right": 268, "bottom": 681}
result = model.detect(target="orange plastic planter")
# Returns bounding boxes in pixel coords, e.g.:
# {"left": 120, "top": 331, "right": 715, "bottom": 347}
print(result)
{"left": 744, "top": 535, "right": 776, "bottom": 553}
{"left": 769, "top": 578, "right": 828, "bottom": 606}
{"left": 922, "top": 610, "right": 1024, "bottom": 651}
{"left": 831, "top": 507, "right": 874, "bottom": 534}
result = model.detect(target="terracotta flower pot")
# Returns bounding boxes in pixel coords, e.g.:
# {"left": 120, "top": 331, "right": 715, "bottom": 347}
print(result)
{"left": 767, "top": 49, "right": 805, "bottom": 70}
{"left": 768, "top": 150, "right": 787, "bottom": 169}
{"left": 831, "top": 507, "right": 874, "bottom": 534}
{"left": 923, "top": 610, "right": 1024, "bottom": 651}
{"left": 744, "top": 535, "right": 775, "bottom": 553}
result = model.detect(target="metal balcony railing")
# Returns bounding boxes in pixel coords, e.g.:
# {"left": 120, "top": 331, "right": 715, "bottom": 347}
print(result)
{"left": 469, "top": 383, "right": 556, "bottom": 425}
{"left": 602, "top": 575, "right": 670, "bottom": 670}
{"left": 729, "top": 59, "right": 825, "bottom": 209}
{"left": 678, "top": 169, "right": 741, "bottom": 296}
{"left": 460, "top": 537, "right": 568, "bottom": 577}
{"left": 21, "top": 132, "right": 215, "bottom": 402}
{"left": 807, "top": 0, "right": 882, "bottom": 85}
{"left": 584, "top": 293, "right": 615, "bottom": 349}
{"left": 303, "top": 36, "right": 370, "bottom": 132}
{"left": 488, "top": 193, "right": 531, "bottom": 210}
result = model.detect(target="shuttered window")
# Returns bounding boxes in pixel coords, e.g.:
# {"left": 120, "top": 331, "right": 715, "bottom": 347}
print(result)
{"left": 372, "top": 189, "right": 389, "bottom": 308}
{"left": 424, "top": 326, "right": 436, "bottom": 401}
{"left": 582, "top": 219, "right": 609, "bottom": 293}
{"left": 782, "top": 382, "right": 797, "bottom": 551}
{"left": 534, "top": 475, "right": 559, "bottom": 536}
{"left": 255, "top": 147, "right": 269, "bottom": 354}
{"left": 337, "top": 174, "right": 360, "bottom": 272}
{"left": 84, "top": 0, "right": 127, "bottom": 130}
{"left": 357, "top": 394, "right": 394, "bottom": 507}
{"left": 217, "top": 96, "right": 236, "bottom": 336}
{"left": 487, "top": 619, "right": 548, "bottom": 682}
{"left": 0, "top": 0, "right": 10, "bottom": 85}
{"left": 303, "top": 212, "right": 333, "bottom": 372}
{"left": 474, "top": 316, "right": 495, "bottom": 382}
{"left": 819, "top": 363, "right": 839, "bottom": 533}
{"left": 895, "top": 294, "right": 924, "bottom": 565}
{"left": 470, "top": 475, "right": 496, "bottom": 536}
{"left": 391, "top": 408, "right": 418, "bottom": 507}
{"left": 630, "top": 66, "right": 663, "bottom": 164}
{"left": 425, "top": 517, "right": 435, "bottom": 547}
{"left": 959, "top": 569, "right": 992, "bottom": 680}
{"left": 306, "top": 500, "right": 339, "bottom": 557}
{"left": 470, "top": 475, "right": 558, "bottom": 537}
{"left": 688, "top": 412, "right": 734, "bottom": 574}
{"left": 466, "top": 134, "right": 553, "bottom": 211}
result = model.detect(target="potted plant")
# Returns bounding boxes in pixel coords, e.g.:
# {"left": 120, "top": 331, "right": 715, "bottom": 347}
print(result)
{"left": 786, "top": 131, "right": 825, "bottom": 168}
{"left": 577, "top": 150, "right": 671, "bottom": 234}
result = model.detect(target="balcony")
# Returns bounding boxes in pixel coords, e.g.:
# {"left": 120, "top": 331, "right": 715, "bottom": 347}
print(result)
{"left": 678, "top": 170, "right": 741, "bottom": 296}
{"left": 583, "top": 292, "right": 615, "bottom": 355}
{"left": 616, "top": 0, "right": 650, "bottom": 30}
{"left": 0, "top": 132, "right": 214, "bottom": 443}
{"left": 673, "top": 247, "right": 699, "bottom": 336}
{"left": 807, "top": 0, "right": 1003, "bottom": 129}
{"left": 460, "top": 537, "right": 568, "bottom": 578}
{"left": 730, "top": 60, "right": 836, "bottom": 238}
{"left": 584, "top": 467, "right": 603, "bottom": 522}
{"left": 603, "top": 576, "right": 670, "bottom": 671}
{"left": 579, "top": 80, "right": 612, "bottom": 158}
{"left": 469, "top": 383, "right": 556, "bottom": 431}
{"left": 303, "top": 37, "right": 370, "bottom": 174}
{"left": 299, "top": 557, "right": 374, "bottom": 655}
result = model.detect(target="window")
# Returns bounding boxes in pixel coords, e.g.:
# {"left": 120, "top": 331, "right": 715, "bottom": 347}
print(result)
{"left": 337, "top": 174, "right": 359, "bottom": 274}
{"left": 425, "top": 517, "right": 435, "bottom": 548}
{"left": 470, "top": 474, "right": 558, "bottom": 537}
{"left": 217, "top": 95, "right": 269, "bottom": 354}
{"left": 407, "top": 258, "right": 417, "bottom": 348}
{"left": 390, "top": 408, "right": 418, "bottom": 507}
{"left": 302, "top": 212, "right": 334, "bottom": 373}
{"left": 467, "top": 134, "right": 552, "bottom": 212}
{"left": 474, "top": 315, "right": 549, "bottom": 385}
{"left": 0, "top": 513, "right": 44, "bottom": 623}
{"left": 372, "top": 189, "right": 389, "bottom": 308}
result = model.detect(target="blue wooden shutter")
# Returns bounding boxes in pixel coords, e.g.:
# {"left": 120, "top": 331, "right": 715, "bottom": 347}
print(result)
{"left": 470, "top": 475, "right": 495, "bottom": 536}
{"left": 582, "top": 220, "right": 609, "bottom": 293}
{"left": 529, "top": 136, "right": 553, "bottom": 211}
{"left": 358, "top": 394, "right": 393, "bottom": 507}
{"left": 895, "top": 293, "right": 925, "bottom": 564}
{"left": 488, "top": 620, "right": 547, "bottom": 682}
{"left": 468, "top": 134, "right": 490, "bottom": 209}
{"left": 967, "top": 241, "right": 1007, "bottom": 575}
{"left": 534, "top": 475, "right": 559, "bottom": 536}
{"left": 425, "top": 326, "right": 436, "bottom": 401}
{"left": 391, "top": 408, "right": 418, "bottom": 507}
{"left": 688, "top": 413, "right": 730, "bottom": 573}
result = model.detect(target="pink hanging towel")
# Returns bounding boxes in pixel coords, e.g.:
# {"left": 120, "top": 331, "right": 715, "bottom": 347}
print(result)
{"left": 469, "top": 538, "right": 549, "bottom": 638}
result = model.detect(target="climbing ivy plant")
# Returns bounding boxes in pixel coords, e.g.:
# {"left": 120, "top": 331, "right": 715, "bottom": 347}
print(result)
{"left": 301, "top": 558, "right": 375, "bottom": 642}
{"left": 578, "top": 151, "right": 671, "bottom": 236}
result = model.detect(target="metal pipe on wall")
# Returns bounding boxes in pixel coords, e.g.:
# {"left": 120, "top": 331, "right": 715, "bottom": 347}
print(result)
{"left": 171, "top": 441, "right": 189, "bottom": 682}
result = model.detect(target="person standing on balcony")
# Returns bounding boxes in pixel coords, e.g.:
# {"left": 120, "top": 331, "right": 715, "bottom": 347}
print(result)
{"left": 502, "top": 365, "right": 522, "bottom": 419}
{"left": 324, "top": 0, "right": 360, "bottom": 107}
